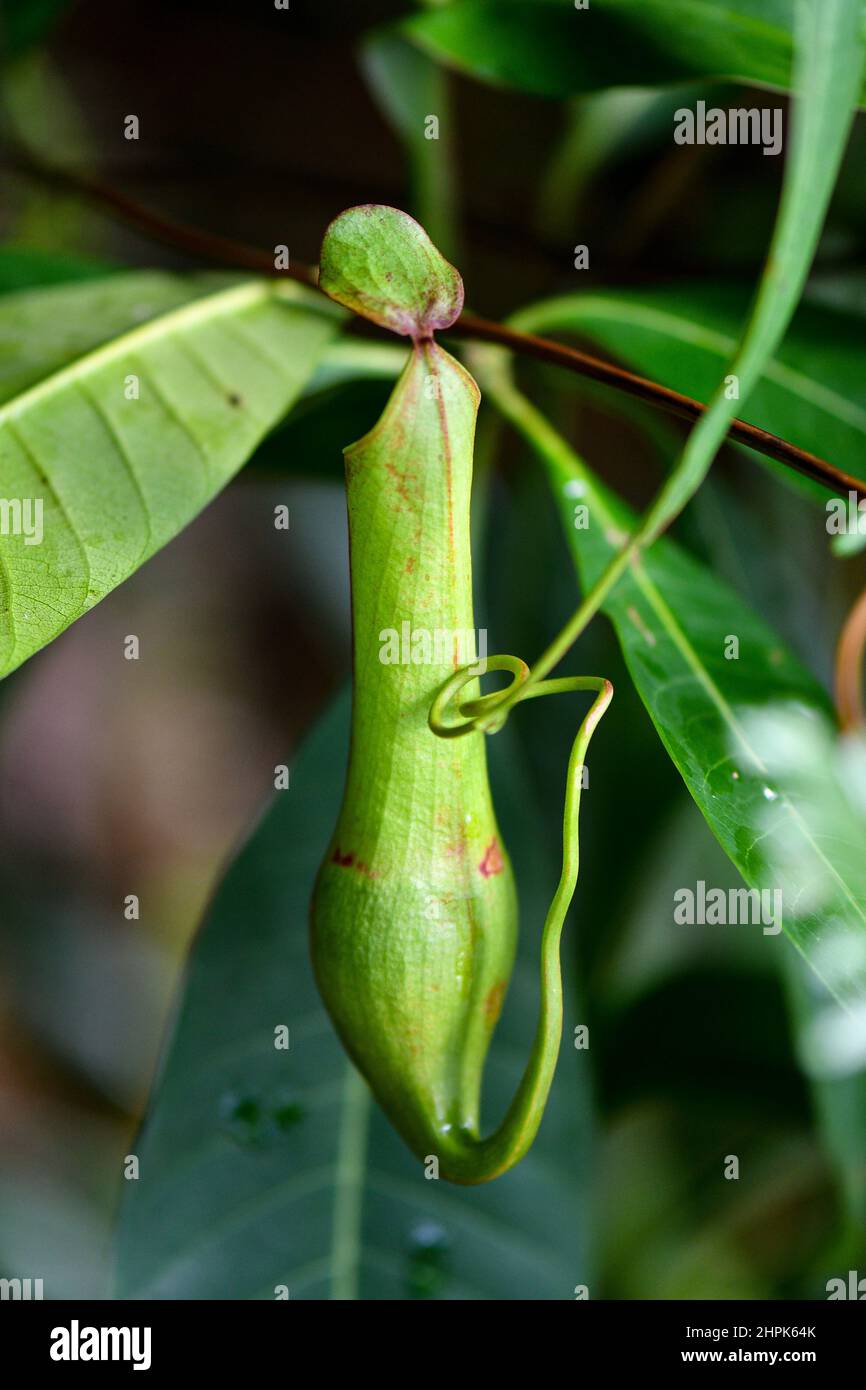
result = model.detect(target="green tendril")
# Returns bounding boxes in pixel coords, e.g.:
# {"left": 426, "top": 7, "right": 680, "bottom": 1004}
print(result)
{"left": 427, "top": 658, "right": 612, "bottom": 1183}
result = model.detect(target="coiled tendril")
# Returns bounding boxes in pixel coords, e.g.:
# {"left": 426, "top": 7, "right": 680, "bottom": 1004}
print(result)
{"left": 423, "top": 656, "right": 612, "bottom": 1181}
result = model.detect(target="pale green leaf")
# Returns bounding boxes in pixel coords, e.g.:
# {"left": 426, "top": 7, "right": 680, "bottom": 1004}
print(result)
{"left": 0, "top": 277, "right": 343, "bottom": 679}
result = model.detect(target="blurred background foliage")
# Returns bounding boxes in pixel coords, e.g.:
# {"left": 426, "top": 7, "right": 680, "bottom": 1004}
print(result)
{"left": 0, "top": 0, "right": 863, "bottom": 1298}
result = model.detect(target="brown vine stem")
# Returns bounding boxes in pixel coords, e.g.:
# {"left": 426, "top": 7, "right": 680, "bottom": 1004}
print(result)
{"left": 6, "top": 147, "right": 866, "bottom": 502}
{"left": 834, "top": 583, "right": 866, "bottom": 731}
{"left": 451, "top": 313, "right": 866, "bottom": 497}
{"left": 5, "top": 153, "right": 314, "bottom": 282}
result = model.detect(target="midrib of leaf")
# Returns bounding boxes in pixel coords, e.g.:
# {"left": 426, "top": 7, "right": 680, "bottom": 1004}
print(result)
{"left": 513, "top": 295, "right": 866, "bottom": 436}
{"left": 330, "top": 1067, "right": 371, "bottom": 1301}
{"left": 0, "top": 279, "right": 307, "bottom": 427}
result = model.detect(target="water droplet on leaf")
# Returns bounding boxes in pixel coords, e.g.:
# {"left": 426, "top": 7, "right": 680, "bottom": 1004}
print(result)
{"left": 273, "top": 1102, "right": 304, "bottom": 1132}
{"left": 220, "top": 1091, "right": 304, "bottom": 1146}
{"left": 406, "top": 1220, "right": 450, "bottom": 1299}
{"left": 221, "top": 1094, "right": 265, "bottom": 1146}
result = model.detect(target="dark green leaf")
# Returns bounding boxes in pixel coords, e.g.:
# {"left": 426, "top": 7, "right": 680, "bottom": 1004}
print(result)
{"left": 405, "top": 0, "right": 841, "bottom": 102}
{"left": 487, "top": 372, "right": 866, "bottom": 1008}
{"left": 115, "top": 693, "right": 595, "bottom": 1300}
{"left": 512, "top": 284, "right": 866, "bottom": 510}
{"left": 1, "top": 0, "right": 70, "bottom": 61}
{"left": 0, "top": 244, "right": 111, "bottom": 295}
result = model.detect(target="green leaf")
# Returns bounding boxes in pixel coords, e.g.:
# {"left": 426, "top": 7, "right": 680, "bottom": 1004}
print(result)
{"left": 0, "top": 269, "right": 401, "bottom": 488}
{"left": 0, "top": 270, "right": 232, "bottom": 405}
{"left": 0, "top": 270, "right": 400, "bottom": 410}
{"left": 115, "top": 692, "right": 594, "bottom": 1300}
{"left": 1, "top": 0, "right": 70, "bottom": 61}
{"left": 0, "top": 277, "right": 343, "bottom": 679}
{"left": 249, "top": 340, "right": 404, "bottom": 482}
{"left": 319, "top": 204, "right": 463, "bottom": 336}
{"left": 480, "top": 362, "right": 866, "bottom": 1008}
{"left": 0, "top": 244, "right": 111, "bottom": 295}
{"left": 405, "top": 0, "right": 845, "bottom": 101}
{"left": 511, "top": 283, "right": 866, "bottom": 516}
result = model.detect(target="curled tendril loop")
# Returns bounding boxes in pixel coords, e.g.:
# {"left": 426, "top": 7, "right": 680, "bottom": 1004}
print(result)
{"left": 425, "top": 653, "right": 613, "bottom": 1181}
{"left": 428, "top": 654, "right": 529, "bottom": 738}
{"left": 429, "top": 654, "right": 613, "bottom": 746}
